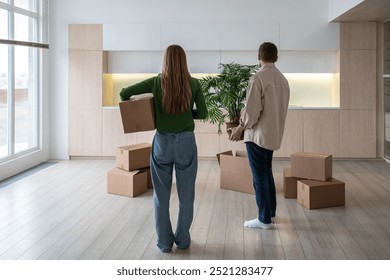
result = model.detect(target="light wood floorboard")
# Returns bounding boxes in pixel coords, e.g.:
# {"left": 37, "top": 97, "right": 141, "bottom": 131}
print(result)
{"left": 0, "top": 159, "right": 389, "bottom": 260}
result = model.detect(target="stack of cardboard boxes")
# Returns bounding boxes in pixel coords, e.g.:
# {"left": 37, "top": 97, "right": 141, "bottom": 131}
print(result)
{"left": 107, "top": 143, "right": 153, "bottom": 197}
{"left": 107, "top": 94, "right": 156, "bottom": 198}
{"left": 284, "top": 152, "right": 345, "bottom": 209}
{"left": 217, "top": 150, "right": 345, "bottom": 210}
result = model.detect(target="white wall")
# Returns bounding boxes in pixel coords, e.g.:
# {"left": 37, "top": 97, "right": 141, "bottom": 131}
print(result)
{"left": 49, "top": 0, "right": 336, "bottom": 159}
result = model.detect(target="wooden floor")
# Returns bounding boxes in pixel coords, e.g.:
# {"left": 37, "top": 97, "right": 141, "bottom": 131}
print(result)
{"left": 0, "top": 158, "right": 389, "bottom": 260}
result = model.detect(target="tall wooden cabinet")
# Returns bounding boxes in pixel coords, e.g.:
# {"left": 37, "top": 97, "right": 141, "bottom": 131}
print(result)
{"left": 68, "top": 24, "right": 156, "bottom": 158}
{"left": 339, "top": 22, "right": 377, "bottom": 158}
{"left": 68, "top": 24, "right": 105, "bottom": 157}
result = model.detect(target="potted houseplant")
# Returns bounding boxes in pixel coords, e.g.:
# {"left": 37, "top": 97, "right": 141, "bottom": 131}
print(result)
{"left": 200, "top": 62, "right": 259, "bottom": 134}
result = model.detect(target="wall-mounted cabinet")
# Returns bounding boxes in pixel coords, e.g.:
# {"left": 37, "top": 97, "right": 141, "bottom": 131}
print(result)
{"left": 103, "top": 23, "right": 161, "bottom": 51}
{"left": 280, "top": 22, "right": 339, "bottom": 50}
{"left": 102, "top": 22, "right": 339, "bottom": 51}
{"left": 106, "top": 51, "right": 221, "bottom": 74}
{"left": 161, "top": 23, "right": 220, "bottom": 51}
{"left": 219, "top": 22, "right": 280, "bottom": 51}
{"left": 107, "top": 50, "right": 340, "bottom": 75}
{"left": 103, "top": 22, "right": 340, "bottom": 78}
{"left": 277, "top": 50, "right": 339, "bottom": 73}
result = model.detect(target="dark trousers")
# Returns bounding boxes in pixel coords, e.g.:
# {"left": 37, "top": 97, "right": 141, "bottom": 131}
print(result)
{"left": 245, "top": 142, "right": 276, "bottom": 224}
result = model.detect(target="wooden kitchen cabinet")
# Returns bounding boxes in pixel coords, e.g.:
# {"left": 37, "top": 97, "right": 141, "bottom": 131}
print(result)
{"left": 102, "top": 109, "right": 137, "bottom": 156}
{"left": 303, "top": 110, "right": 340, "bottom": 156}
{"left": 274, "top": 110, "right": 303, "bottom": 158}
{"left": 67, "top": 23, "right": 379, "bottom": 159}
{"left": 68, "top": 25, "right": 105, "bottom": 157}
{"left": 68, "top": 109, "right": 103, "bottom": 156}
{"left": 339, "top": 109, "right": 376, "bottom": 158}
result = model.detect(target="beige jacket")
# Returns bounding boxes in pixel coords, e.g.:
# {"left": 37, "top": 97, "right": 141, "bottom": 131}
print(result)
{"left": 241, "top": 63, "right": 290, "bottom": 150}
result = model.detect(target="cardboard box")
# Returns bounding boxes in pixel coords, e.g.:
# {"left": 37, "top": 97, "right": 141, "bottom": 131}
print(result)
{"left": 119, "top": 94, "right": 155, "bottom": 133}
{"left": 107, "top": 167, "right": 148, "bottom": 197}
{"left": 283, "top": 167, "right": 302, "bottom": 198}
{"left": 217, "top": 150, "right": 254, "bottom": 195}
{"left": 116, "top": 143, "right": 151, "bottom": 171}
{"left": 297, "top": 178, "right": 345, "bottom": 209}
{"left": 140, "top": 167, "right": 153, "bottom": 189}
{"left": 291, "top": 152, "right": 332, "bottom": 181}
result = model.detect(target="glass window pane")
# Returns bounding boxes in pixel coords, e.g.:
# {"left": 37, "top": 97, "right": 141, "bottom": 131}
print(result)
{"left": 14, "top": 45, "right": 38, "bottom": 154}
{"left": 0, "top": 44, "right": 8, "bottom": 159}
{"left": 0, "top": 0, "right": 9, "bottom": 3}
{"left": 14, "top": 0, "right": 37, "bottom": 12}
{"left": 0, "top": 9, "right": 8, "bottom": 40}
{"left": 15, "top": 14, "right": 37, "bottom": 42}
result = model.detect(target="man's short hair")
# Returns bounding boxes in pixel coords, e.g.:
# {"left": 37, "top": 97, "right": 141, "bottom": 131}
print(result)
{"left": 258, "top": 42, "right": 278, "bottom": 63}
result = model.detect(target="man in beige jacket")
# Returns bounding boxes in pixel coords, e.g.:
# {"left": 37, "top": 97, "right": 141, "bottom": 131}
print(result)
{"left": 229, "top": 42, "right": 290, "bottom": 229}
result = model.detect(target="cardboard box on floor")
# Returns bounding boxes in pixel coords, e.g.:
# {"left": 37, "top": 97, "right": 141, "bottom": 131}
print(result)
{"left": 216, "top": 150, "right": 254, "bottom": 195}
{"left": 291, "top": 152, "right": 332, "bottom": 181}
{"left": 119, "top": 94, "right": 155, "bottom": 133}
{"left": 297, "top": 178, "right": 345, "bottom": 209}
{"left": 107, "top": 167, "right": 148, "bottom": 197}
{"left": 283, "top": 167, "right": 303, "bottom": 198}
{"left": 140, "top": 167, "right": 153, "bottom": 189}
{"left": 116, "top": 143, "right": 151, "bottom": 171}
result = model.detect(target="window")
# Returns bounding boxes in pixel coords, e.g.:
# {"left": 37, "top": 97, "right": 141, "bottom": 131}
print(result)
{"left": 0, "top": 0, "right": 48, "bottom": 163}
{"left": 0, "top": 44, "right": 8, "bottom": 158}
{"left": 15, "top": 0, "right": 37, "bottom": 12}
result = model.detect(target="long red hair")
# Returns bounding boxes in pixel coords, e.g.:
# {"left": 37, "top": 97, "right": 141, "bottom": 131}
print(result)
{"left": 161, "top": 45, "right": 192, "bottom": 115}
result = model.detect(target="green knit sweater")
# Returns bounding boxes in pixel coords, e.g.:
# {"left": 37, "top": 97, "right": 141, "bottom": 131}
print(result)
{"left": 120, "top": 75, "right": 208, "bottom": 133}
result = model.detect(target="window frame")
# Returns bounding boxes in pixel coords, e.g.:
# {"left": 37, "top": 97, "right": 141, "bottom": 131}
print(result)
{"left": 0, "top": 0, "right": 47, "bottom": 164}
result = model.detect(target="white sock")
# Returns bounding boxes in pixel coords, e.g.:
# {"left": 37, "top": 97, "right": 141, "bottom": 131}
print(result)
{"left": 244, "top": 218, "right": 272, "bottom": 229}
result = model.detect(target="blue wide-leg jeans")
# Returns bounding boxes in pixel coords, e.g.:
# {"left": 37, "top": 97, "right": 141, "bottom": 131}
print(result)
{"left": 151, "top": 131, "right": 198, "bottom": 252}
{"left": 245, "top": 142, "right": 276, "bottom": 224}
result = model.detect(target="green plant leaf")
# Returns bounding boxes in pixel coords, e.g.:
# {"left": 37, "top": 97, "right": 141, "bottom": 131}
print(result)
{"left": 199, "top": 62, "right": 259, "bottom": 132}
